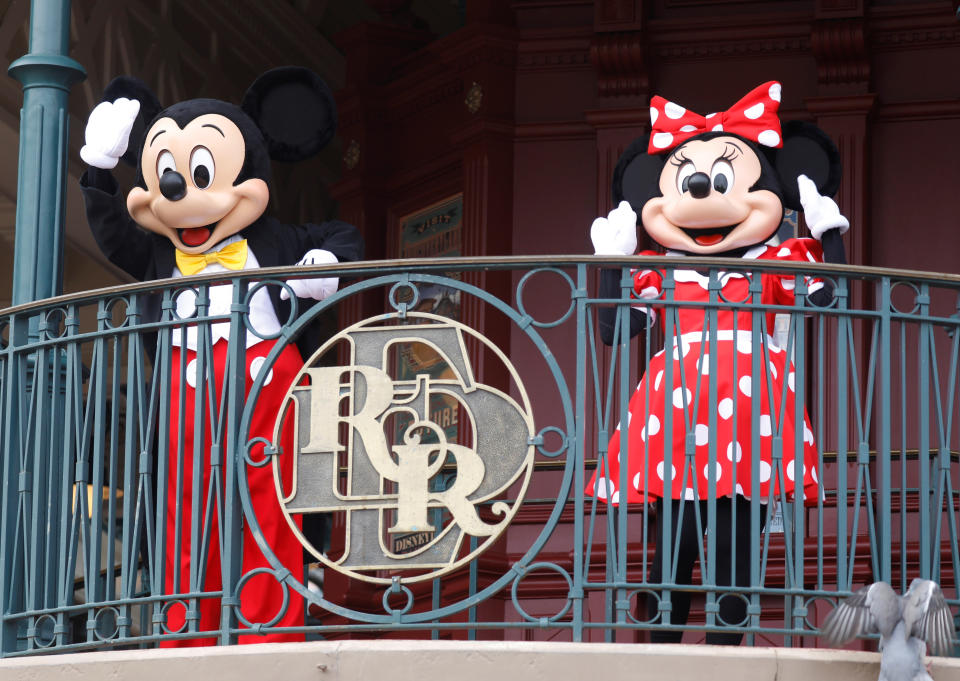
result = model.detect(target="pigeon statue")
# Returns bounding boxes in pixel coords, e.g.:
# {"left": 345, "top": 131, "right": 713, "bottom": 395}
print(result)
{"left": 821, "top": 579, "right": 956, "bottom": 681}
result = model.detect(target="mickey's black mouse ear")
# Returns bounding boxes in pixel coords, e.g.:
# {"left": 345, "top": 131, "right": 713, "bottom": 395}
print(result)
{"left": 775, "top": 120, "right": 842, "bottom": 211}
{"left": 612, "top": 135, "right": 668, "bottom": 214}
{"left": 241, "top": 66, "right": 337, "bottom": 163}
{"left": 101, "top": 76, "right": 162, "bottom": 167}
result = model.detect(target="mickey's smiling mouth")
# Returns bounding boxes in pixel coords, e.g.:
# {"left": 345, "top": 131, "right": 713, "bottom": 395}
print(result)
{"left": 680, "top": 224, "right": 738, "bottom": 247}
{"left": 177, "top": 223, "right": 217, "bottom": 247}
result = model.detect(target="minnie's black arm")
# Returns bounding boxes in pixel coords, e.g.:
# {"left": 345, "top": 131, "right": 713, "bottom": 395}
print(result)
{"left": 807, "top": 228, "right": 847, "bottom": 307}
{"left": 597, "top": 268, "right": 651, "bottom": 346}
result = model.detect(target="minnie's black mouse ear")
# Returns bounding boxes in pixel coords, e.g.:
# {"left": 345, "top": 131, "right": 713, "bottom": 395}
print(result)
{"left": 241, "top": 66, "right": 337, "bottom": 163}
{"left": 101, "top": 76, "right": 162, "bottom": 166}
{"left": 775, "top": 120, "right": 842, "bottom": 211}
{"left": 612, "top": 135, "right": 668, "bottom": 214}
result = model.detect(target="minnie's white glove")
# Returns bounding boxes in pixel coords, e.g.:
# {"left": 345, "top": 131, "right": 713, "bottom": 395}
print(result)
{"left": 797, "top": 174, "right": 849, "bottom": 240}
{"left": 280, "top": 249, "right": 339, "bottom": 301}
{"left": 80, "top": 98, "right": 141, "bottom": 170}
{"left": 590, "top": 201, "right": 638, "bottom": 255}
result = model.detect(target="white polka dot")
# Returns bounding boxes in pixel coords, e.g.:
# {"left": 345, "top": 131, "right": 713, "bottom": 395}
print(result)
{"left": 811, "top": 467, "right": 819, "bottom": 483}
{"left": 739, "top": 375, "right": 752, "bottom": 397}
{"left": 785, "top": 460, "right": 805, "bottom": 482}
{"left": 656, "top": 461, "right": 677, "bottom": 481}
{"left": 737, "top": 335, "right": 753, "bottom": 354}
{"left": 673, "top": 387, "right": 692, "bottom": 409}
{"left": 718, "top": 398, "right": 734, "bottom": 420}
{"left": 654, "top": 349, "right": 665, "bottom": 358}
{"left": 650, "top": 106, "right": 659, "bottom": 125}
{"left": 712, "top": 124, "right": 723, "bottom": 132}
{"left": 769, "top": 362, "right": 778, "bottom": 379}
{"left": 757, "top": 129, "right": 780, "bottom": 147}
{"left": 726, "top": 441, "right": 743, "bottom": 462}
{"left": 697, "top": 354, "right": 710, "bottom": 375}
{"left": 684, "top": 488, "right": 697, "bottom": 500}
{"left": 759, "top": 460, "right": 771, "bottom": 483}
{"left": 611, "top": 491, "right": 620, "bottom": 504}
{"left": 703, "top": 462, "right": 723, "bottom": 482}
{"left": 185, "top": 359, "right": 198, "bottom": 389}
{"left": 781, "top": 278, "right": 796, "bottom": 291}
{"left": 652, "top": 132, "right": 674, "bottom": 149}
{"left": 695, "top": 424, "right": 710, "bottom": 446}
{"left": 759, "top": 415, "right": 772, "bottom": 437}
{"left": 788, "top": 373, "right": 795, "bottom": 392}
{"left": 706, "top": 112, "right": 717, "bottom": 119}
{"left": 655, "top": 370, "right": 664, "bottom": 391}
{"left": 744, "top": 102, "right": 765, "bottom": 119}
{"left": 806, "top": 252, "right": 818, "bottom": 263}
{"left": 642, "top": 414, "right": 661, "bottom": 440}
{"left": 250, "top": 356, "right": 274, "bottom": 385}
{"left": 595, "top": 477, "right": 614, "bottom": 499}
{"left": 633, "top": 472, "right": 643, "bottom": 488}
{"left": 639, "top": 285, "right": 659, "bottom": 298}
{"left": 672, "top": 338, "right": 691, "bottom": 359}
{"left": 664, "top": 101, "right": 686, "bottom": 119}
{"left": 804, "top": 425, "right": 814, "bottom": 445}
{"left": 735, "top": 483, "right": 745, "bottom": 495}
{"left": 777, "top": 247, "right": 791, "bottom": 257}
{"left": 680, "top": 124, "right": 697, "bottom": 132}
{"left": 768, "top": 83, "right": 782, "bottom": 102}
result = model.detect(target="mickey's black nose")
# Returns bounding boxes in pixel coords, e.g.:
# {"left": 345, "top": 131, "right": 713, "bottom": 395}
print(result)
{"left": 159, "top": 171, "right": 187, "bottom": 201}
{"left": 687, "top": 172, "right": 711, "bottom": 199}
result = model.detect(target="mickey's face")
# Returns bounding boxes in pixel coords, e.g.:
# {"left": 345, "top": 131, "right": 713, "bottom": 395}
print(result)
{"left": 641, "top": 135, "right": 782, "bottom": 254}
{"left": 127, "top": 113, "right": 269, "bottom": 255}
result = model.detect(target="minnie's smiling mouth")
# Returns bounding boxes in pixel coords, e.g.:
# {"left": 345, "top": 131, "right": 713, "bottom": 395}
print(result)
{"left": 680, "top": 224, "right": 737, "bottom": 246}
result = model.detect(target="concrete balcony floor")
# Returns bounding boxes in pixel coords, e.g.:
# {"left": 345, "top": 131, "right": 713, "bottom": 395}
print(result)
{"left": 2, "top": 640, "right": 960, "bottom": 681}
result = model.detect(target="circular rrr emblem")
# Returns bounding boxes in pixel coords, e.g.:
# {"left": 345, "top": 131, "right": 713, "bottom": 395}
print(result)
{"left": 271, "top": 312, "right": 536, "bottom": 585}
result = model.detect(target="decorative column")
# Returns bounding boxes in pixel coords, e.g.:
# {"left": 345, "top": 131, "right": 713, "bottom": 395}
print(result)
{"left": 8, "top": 0, "right": 86, "bottom": 305}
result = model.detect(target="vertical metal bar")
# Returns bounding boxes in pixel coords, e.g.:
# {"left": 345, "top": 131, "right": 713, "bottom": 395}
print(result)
{"left": 572, "top": 264, "right": 588, "bottom": 643}
{"left": 878, "top": 278, "right": 893, "bottom": 583}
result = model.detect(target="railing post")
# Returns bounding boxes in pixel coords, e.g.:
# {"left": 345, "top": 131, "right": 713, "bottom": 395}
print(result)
{"left": 877, "top": 277, "right": 893, "bottom": 583}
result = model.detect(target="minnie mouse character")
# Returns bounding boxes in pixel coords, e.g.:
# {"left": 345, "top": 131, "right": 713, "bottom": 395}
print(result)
{"left": 587, "top": 82, "right": 848, "bottom": 644}
{"left": 79, "top": 68, "right": 364, "bottom": 645}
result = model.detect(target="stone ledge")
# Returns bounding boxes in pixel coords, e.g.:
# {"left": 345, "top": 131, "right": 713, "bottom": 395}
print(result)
{"left": 1, "top": 640, "right": 959, "bottom": 681}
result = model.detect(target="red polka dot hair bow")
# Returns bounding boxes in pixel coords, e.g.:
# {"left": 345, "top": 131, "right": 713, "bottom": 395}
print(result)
{"left": 647, "top": 81, "right": 783, "bottom": 154}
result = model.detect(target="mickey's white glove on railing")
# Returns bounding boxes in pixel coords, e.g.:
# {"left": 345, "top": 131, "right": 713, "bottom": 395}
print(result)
{"left": 80, "top": 98, "right": 141, "bottom": 170}
{"left": 797, "top": 174, "right": 849, "bottom": 241}
{"left": 590, "top": 200, "right": 638, "bottom": 256}
{"left": 280, "top": 249, "right": 339, "bottom": 301}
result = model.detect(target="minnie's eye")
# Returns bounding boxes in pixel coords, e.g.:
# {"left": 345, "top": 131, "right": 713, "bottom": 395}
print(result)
{"left": 711, "top": 160, "right": 734, "bottom": 194}
{"left": 157, "top": 151, "right": 176, "bottom": 177}
{"left": 676, "top": 162, "right": 696, "bottom": 194}
{"left": 190, "top": 146, "right": 215, "bottom": 189}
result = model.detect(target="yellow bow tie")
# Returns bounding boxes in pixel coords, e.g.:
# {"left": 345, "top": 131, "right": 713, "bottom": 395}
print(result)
{"left": 175, "top": 239, "right": 248, "bottom": 276}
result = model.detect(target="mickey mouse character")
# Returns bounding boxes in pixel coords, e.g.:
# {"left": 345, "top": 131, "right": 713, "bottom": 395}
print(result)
{"left": 587, "top": 82, "right": 848, "bottom": 644}
{"left": 79, "top": 68, "right": 364, "bottom": 645}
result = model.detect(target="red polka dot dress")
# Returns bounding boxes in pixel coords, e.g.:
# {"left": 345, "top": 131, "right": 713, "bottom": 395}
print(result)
{"left": 590, "top": 238, "right": 823, "bottom": 506}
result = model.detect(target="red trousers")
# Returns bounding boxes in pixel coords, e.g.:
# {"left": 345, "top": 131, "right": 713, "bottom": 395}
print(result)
{"left": 162, "top": 339, "right": 305, "bottom": 646}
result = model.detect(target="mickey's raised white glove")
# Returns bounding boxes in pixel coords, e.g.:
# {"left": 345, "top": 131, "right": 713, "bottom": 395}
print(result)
{"left": 280, "top": 249, "right": 339, "bottom": 301}
{"left": 798, "top": 174, "right": 849, "bottom": 241}
{"left": 80, "top": 98, "right": 141, "bottom": 170}
{"left": 590, "top": 201, "right": 638, "bottom": 255}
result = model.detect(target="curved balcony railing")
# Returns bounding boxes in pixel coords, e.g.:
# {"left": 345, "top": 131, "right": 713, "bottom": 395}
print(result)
{"left": 1, "top": 256, "right": 958, "bottom": 656}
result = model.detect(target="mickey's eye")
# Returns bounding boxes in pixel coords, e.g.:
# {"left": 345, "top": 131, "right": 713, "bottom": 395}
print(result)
{"left": 711, "top": 160, "right": 734, "bottom": 195}
{"left": 190, "top": 146, "right": 215, "bottom": 189}
{"left": 676, "top": 162, "right": 696, "bottom": 194}
{"left": 157, "top": 150, "right": 176, "bottom": 177}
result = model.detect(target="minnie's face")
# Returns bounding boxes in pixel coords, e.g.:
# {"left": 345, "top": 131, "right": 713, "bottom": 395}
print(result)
{"left": 127, "top": 113, "right": 269, "bottom": 254}
{"left": 641, "top": 135, "right": 783, "bottom": 254}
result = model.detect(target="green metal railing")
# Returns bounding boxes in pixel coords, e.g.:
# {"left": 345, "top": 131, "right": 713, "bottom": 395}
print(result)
{"left": 1, "top": 256, "right": 958, "bottom": 655}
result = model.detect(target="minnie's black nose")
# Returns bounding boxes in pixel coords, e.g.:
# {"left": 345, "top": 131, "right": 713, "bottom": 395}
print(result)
{"left": 159, "top": 171, "right": 187, "bottom": 201}
{"left": 687, "top": 172, "right": 711, "bottom": 199}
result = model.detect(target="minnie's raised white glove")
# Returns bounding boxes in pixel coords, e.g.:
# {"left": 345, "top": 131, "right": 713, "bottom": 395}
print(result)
{"left": 80, "top": 98, "right": 141, "bottom": 170}
{"left": 590, "top": 200, "right": 638, "bottom": 256}
{"left": 797, "top": 174, "right": 849, "bottom": 241}
{"left": 280, "top": 249, "right": 339, "bottom": 301}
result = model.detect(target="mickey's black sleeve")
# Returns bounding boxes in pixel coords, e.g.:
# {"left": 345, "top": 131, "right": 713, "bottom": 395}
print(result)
{"left": 79, "top": 168, "right": 153, "bottom": 281}
{"left": 304, "top": 220, "right": 365, "bottom": 263}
